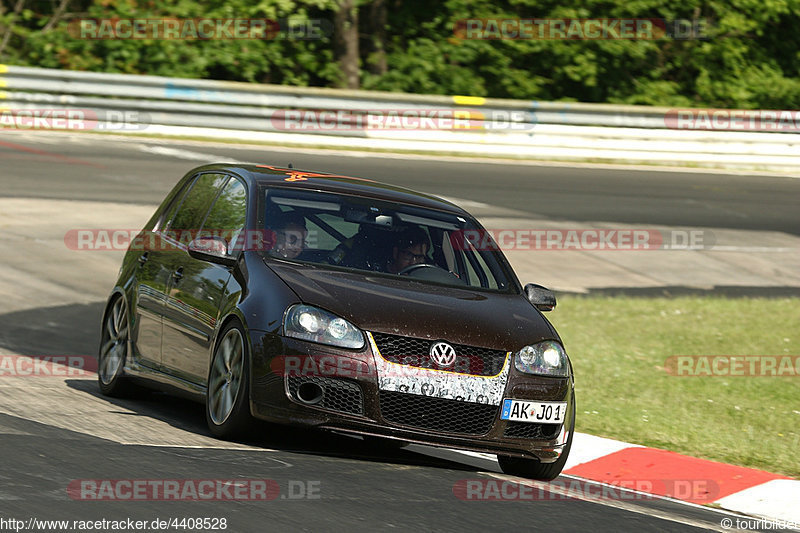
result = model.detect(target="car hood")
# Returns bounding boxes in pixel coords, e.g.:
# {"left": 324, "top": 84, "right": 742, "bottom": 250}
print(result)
{"left": 266, "top": 261, "right": 555, "bottom": 351}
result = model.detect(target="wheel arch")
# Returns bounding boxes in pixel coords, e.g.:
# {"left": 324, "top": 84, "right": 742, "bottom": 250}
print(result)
{"left": 210, "top": 309, "right": 250, "bottom": 351}
{"left": 102, "top": 287, "right": 128, "bottom": 321}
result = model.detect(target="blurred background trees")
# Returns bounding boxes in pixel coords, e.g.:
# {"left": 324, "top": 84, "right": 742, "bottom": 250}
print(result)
{"left": 2, "top": 0, "right": 799, "bottom": 108}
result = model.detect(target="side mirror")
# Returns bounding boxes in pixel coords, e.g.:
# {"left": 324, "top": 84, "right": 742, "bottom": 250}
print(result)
{"left": 188, "top": 236, "right": 237, "bottom": 267}
{"left": 524, "top": 283, "right": 556, "bottom": 312}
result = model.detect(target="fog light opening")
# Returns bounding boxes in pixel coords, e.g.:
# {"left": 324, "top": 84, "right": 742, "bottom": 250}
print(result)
{"left": 296, "top": 382, "right": 324, "bottom": 404}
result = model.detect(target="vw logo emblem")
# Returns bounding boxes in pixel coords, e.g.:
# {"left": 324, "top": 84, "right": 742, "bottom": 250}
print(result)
{"left": 429, "top": 342, "right": 457, "bottom": 367}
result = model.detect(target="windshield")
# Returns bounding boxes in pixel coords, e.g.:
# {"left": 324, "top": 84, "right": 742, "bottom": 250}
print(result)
{"left": 259, "top": 187, "right": 515, "bottom": 292}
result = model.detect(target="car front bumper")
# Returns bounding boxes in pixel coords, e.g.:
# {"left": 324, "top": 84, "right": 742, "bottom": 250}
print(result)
{"left": 248, "top": 332, "right": 575, "bottom": 462}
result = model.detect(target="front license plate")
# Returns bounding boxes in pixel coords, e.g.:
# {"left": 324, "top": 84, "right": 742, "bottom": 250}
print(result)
{"left": 501, "top": 399, "right": 567, "bottom": 424}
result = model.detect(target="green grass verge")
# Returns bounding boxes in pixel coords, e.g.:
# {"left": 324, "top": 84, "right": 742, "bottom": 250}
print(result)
{"left": 546, "top": 295, "right": 799, "bottom": 478}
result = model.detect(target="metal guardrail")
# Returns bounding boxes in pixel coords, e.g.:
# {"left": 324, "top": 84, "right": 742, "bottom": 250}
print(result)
{"left": 1, "top": 65, "right": 799, "bottom": 170}
{"left": 0, "top": 64, "right": 673, "bottom": 127}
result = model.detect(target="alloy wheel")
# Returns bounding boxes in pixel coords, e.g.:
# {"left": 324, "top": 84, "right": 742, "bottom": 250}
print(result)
{"left": 99, "top": 298, "right": 128, "bottom": 385}
{"left": 208, "top": 328, "right": 244, "bottom": 425}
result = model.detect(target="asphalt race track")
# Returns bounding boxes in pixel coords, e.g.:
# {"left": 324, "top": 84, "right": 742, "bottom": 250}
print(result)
{"left": 1, "top": 131, "right": 798, "bottom": 532}
{"left": 2, "top": 133, "right": 798, "bottom": 235}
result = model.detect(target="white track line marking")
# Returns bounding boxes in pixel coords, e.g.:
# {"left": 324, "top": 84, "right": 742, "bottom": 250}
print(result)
{"left": 138, "top": 144, "right": 253, "bottom": 164}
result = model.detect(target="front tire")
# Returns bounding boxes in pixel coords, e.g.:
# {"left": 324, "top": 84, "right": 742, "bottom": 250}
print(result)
{"left": 206, "top": 321, "right": 252, "bottom": 439}
{"left": 498, "top": 391, "right": 575, "bottom": 481}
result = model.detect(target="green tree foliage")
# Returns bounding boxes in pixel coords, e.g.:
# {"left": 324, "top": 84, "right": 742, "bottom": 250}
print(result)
{"left": 2, "top": 0, "right": 799, "bottom": 108}
{"left": 362, "top": 0, "right": 800, "bottom": 108}
{"left": 1, "top": 0, "right": 339, "bottom": 85}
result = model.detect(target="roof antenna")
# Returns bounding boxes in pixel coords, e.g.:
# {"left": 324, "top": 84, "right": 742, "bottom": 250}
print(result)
{"left": 288, "top": 163, "right": 294, "bottom": 169}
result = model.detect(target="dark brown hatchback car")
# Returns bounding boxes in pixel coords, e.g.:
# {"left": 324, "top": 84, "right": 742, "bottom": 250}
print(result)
{"left": 98, "top": 163, "right": 575, "bottom": 480}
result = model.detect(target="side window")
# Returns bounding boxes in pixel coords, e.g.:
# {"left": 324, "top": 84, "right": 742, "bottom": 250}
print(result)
{"left": 167, "top": 174, "right": 229, "bottom": 232}
{"left": 158, "top": 179, "right": 193, "bottom": 230}
{"left": 202, "top": 178, "right": 247, "bottom": 253}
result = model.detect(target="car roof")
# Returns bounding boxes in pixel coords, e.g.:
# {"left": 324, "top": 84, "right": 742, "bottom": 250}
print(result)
{"left": 193, "top": 163, "right": 470, "bottom": 216}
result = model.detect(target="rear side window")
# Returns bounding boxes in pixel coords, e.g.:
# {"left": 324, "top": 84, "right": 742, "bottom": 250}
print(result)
{"left": 167, "top": 173, "right": 229, "bottom": 232}
{"left": 157, "top": 179, "right": 193, "bottom": 231}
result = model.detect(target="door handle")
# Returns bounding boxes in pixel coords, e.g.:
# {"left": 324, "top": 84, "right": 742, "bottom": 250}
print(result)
{"left": 138, "top": 252, "right": 149, "bottom": 265}
{"left": 172, "top": 267, "right": 184, "bottom": 282}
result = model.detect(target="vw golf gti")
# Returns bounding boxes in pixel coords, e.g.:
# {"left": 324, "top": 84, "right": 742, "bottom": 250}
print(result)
{"left": 98, "top": 163, "right": 575, "bottom": 480}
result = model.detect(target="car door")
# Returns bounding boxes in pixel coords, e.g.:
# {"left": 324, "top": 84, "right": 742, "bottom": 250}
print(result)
{"left": 132, "top": 176, "right": 195, "bottom": 368}
{"left": 160, "top": 175, "right": 247, "bottom": 384}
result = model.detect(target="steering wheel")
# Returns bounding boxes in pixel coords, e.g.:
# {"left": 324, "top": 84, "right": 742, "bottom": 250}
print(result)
{"left": 397, "top": 263, "right": 466, "bottom": 285}
{"left": 397, "top": 263, "right": 441, "bottom": 276}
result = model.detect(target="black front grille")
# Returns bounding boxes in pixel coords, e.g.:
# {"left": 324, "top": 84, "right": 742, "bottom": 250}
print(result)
{"left": 503, "top": 422, "right": 561, "bottom": 440}
{"left": 288, "top": 376, "right": 364, "bottom": 415}
{"left": 371, "top": 332, "right": 507, "bottom": 376}
{"left": 379, "top": 391, "right": 498, "bottom": 435}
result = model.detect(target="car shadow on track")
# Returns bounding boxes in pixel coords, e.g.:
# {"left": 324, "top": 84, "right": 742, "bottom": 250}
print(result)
{"left": 0, "top": 301, "right": 103, "bottom": 356}
{"left": 64, "top": 378, "right": 479, "bottom": 473}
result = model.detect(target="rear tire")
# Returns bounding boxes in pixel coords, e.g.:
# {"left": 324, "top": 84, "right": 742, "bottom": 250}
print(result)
{"left": 206, "top": 321, "right": 252, "bottom": 439}
{"left": 498, "top": 391, "right": 575, "bottom": 481}
{"left": 98, "top": 296, "right": 135, "bottom": 397}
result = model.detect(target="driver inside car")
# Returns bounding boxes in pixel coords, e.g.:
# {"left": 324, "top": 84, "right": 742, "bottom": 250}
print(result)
{"left": 386, "top": 226, "right": 431, "bottom": 274}
{"left": 269, "top": 211, "right": 308, "bottom": 260}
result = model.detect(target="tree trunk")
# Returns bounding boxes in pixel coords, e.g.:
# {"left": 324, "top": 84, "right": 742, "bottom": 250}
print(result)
{"left": 334, "top": 0, "right": 359, "bottom": 89}
{"left": 0, "top": 0, "right": 26, "bottom": 58}
{"left": 365, "top": 0, "right": 387, "bottom": 76}
{"left": 42, "top": 0, "right": 71, "bottom": 32}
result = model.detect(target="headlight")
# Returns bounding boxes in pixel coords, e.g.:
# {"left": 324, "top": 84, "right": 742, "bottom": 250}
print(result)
{"left": 514, "top": 340, "right": 569, "bottom": 377}
{"left": 284, "top": 304, "right": 365, "bottom": 349}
